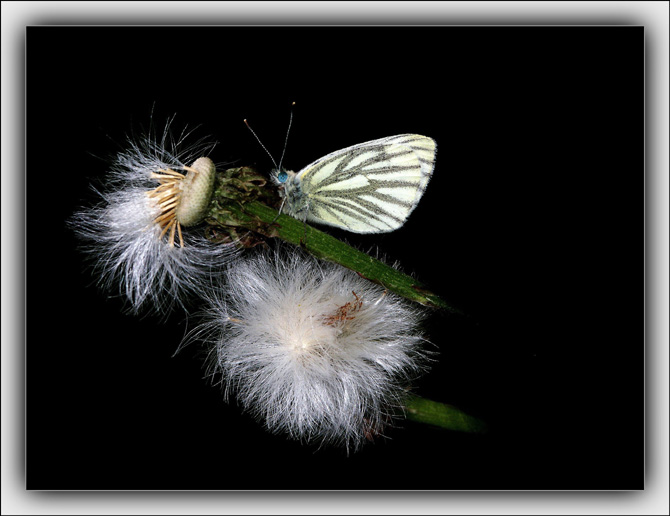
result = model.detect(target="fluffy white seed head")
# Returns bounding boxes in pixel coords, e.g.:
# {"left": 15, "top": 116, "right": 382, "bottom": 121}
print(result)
{"left": 71, "top": 123, "right": 239, "bottom": 315}
{"left": 197, "top": 247, "right": 432, "bottom": 451}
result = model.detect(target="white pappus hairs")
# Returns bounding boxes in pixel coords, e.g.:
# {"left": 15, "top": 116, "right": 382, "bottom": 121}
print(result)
{"left": 195, "top": 246, "right": 432, "bottom": 451}
{"left": 70, "top": 118, "right": 239, "bottom": 315}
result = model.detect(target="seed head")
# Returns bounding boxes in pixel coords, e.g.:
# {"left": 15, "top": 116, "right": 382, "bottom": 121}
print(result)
{"left": 146, "top": 156, "right": 217, "bottom": 247}
{"left": 71, "top": 121, "right": 239, "bottom": 315}
{"left": 193, "top": 246, "right": 432, "bottom": 451}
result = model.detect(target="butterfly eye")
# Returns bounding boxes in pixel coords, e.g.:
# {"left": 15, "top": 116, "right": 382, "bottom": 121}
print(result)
{"left": 277, "top": 171, "right": 288, "bottom": 183}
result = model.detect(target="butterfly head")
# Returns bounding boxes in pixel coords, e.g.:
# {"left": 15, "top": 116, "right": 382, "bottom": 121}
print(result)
{"left": 276, "top": 170, "right": 288, "bottom": 184}
{"left": 271, "top": 168, "right": 296, "bottom": 187}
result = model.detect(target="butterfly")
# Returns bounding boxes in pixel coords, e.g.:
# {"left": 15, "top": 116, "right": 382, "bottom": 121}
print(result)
{"left": 272, "top": 134, "right": 437, "bottom": 234}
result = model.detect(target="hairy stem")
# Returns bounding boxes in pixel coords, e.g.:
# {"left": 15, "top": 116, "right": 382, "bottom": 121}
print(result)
{"left": 252, "top": 202, "right": 461, "bottom": 310}
{"left": 207, "top": 168, "right": 461, "bottom": 312}
{"left": 403, "top": 395, "right": 488, "bottom": 434}
{"left": 206, "top": 167, "right": 482, "bottom": 432}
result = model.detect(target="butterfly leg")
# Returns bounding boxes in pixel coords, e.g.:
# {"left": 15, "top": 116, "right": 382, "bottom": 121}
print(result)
{"left": 300, "top": 220, "right": 308, "bottom": 247}
{"left": 271, "top": 197, "right": 287, "bottom": 225}
{"left": 299, "top": 203, "right": 309, "bottom": 247}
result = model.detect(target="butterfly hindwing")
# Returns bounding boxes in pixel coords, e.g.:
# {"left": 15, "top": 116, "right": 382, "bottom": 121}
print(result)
{"left": 291, "top": 134, "right": 437, "bottom": 234}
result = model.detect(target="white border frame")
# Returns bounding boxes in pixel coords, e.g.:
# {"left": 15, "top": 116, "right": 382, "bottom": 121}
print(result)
{"left": 3, "top": 2, "right": 668, "bottom": 515}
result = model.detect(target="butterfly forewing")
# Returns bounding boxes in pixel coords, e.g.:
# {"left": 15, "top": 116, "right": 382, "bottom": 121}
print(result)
{"left": 295, "top": 134, "right": 437, "bottom": 234}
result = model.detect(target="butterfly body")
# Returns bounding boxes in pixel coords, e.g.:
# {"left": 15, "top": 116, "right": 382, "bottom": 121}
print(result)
{"left": 274, "top": 169, "right": 309, "bottom": 219}
{"left": 272, "top": 134, "right": 437, "bottom": 234}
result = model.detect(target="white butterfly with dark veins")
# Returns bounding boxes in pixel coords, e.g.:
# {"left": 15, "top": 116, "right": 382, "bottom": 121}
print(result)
{"left": 272, "top": 134, "right": 437, "bottom": 234}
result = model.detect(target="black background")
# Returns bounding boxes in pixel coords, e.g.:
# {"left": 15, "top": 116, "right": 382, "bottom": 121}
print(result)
{"left": 27, "top": 27, "right": 643, "bottom": 490}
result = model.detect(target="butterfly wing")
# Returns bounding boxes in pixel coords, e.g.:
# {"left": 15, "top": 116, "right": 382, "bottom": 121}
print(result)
{"left": 295, "top": 134, "right": 437, "bottom": 234}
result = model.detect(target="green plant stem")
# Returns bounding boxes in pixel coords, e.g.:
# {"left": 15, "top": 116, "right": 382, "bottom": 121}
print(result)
{"left": 206, "top": 168, "right": 482, "bottom": 432}
{"left": 250, "top": 201, "right": 457, "bottom": 306}
{"left": 403, "top": 395, "right": 488, "bottom": 433}
{"left": 210, "top": 196, "right": 461, "bottom": 312}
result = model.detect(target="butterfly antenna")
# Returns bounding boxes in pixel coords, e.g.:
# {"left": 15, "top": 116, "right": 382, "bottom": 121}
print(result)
{"left": 277, "top": 101, "right": 295, "bottom": 172}
{"left": 244, "top": 118, "right": 278, "bottom": 169}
